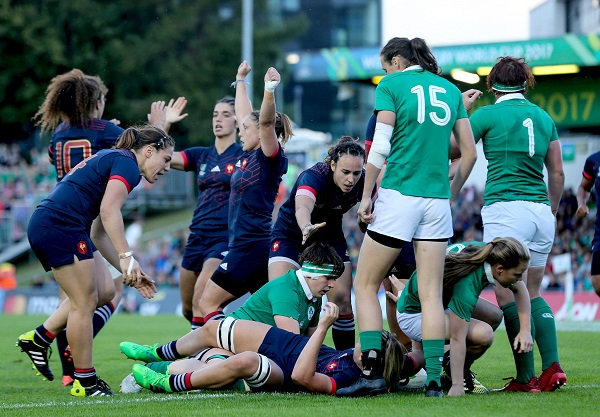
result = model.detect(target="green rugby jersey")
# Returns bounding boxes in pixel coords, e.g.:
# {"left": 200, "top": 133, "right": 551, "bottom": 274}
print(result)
{"left": 375, "top": 66, "right": 467, "bottom": 198}
{"left": 469, "top": 93, "right": 558, "bottom": 206}
{"left": 230, "top": 269, "right": 320, "bottom": 334}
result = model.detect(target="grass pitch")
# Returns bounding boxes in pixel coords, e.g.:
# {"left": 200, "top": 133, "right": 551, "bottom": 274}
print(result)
{"left": 1, "top": 314, "right": 598, "bottom": 417}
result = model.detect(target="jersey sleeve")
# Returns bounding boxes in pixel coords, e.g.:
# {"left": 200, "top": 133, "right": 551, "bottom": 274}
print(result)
{"left": 102, "top": 122, "right": 125, "bottom": 146}
{"left": 582, "top": 155, "right": 596, "bottom": 180}
{"left": 447, "top": 273, "right": 481, "bottom": 321}
{"left": 374, "top": 81, "right": 396, "bottom": 113}
{"left": 106, "top": 154, "right": 141, "bottom": 193}
{"left": 296, "top": 169, "right": 327, "bottom": 203}
{"left": 468, "top": 108, "right": 487, "bottom": 143}
{"left": 181, "top": 147, "right": 207, "bottom": 172}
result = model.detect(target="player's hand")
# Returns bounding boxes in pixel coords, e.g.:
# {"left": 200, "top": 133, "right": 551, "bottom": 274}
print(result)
{"left": 448, "top": 385, "right": 465, "bottom": 397}
{"left": 110, "top": 118, "right": 121, "bottom": 126}
{"left": 264, "top": 67, "right": 280, "bottom": 93}
{"left": 237, "top": 61, "right": 252, "bottom": 79}
{"left": 385, "top": 274, "right": 405, "bottom": 303}
{"left": 301, "top": 222, "right": 326, "bottom": 245}
{"left": 576, "top": 204, "right": 589, "bottom": 218}
{"left": 134, "top": 273, "right": 157, "bottom": 299}
{"left": 318, "top": 302, "right": 339, "bottom": 329}
{"left": 165, "top": 97, "right": 189, "bottom": 125}
{"left": 147, "top": 101, "right": 167, "bottom": 129}
{"left": 462, "top": 89, "right": 483, "bottom": 112}
{"left": 513, "top": 330, "right": 533, "bottom": 353}
{"left": 357, "top": 197, "right": 374, "bottom": 224}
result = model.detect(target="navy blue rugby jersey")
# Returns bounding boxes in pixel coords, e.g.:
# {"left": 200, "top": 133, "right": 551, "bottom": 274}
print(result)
{"left": 272, "top": 162, "right": 365, "bottom": 243}
{"left": 181, "top": 143, "right": 243, "bottom": 237}
{"left": 39, "top": 149, "right": 141, "bottom": 229}
{"left": 48, "top": 119, "right": 124, "bottom": 181}
{"left": 228, "top": 145, "right": 288, "bottom": 247}
{"left": 316, "top": 346, "right": 362, "bottom": 391}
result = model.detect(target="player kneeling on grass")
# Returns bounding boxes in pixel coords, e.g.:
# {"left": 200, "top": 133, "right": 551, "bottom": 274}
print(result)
{"left": 392, "top": 238, "right": 532, "bottom": 396}
{"left": 120, "top": 303, "right": 413, "bottom": 395}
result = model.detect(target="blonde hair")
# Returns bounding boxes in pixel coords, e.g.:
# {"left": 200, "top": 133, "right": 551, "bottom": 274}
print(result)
{"left": 115, "top": 125, "right": 175, "bottom": 151}
{"left": 382, "top": 330, "right": 405, "bottom": 389}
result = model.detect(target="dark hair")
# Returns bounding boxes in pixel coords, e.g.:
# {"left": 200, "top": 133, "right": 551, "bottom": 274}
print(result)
{"left": 216, "top": 96, "right": 235, "bottom": 109}
{"left": 115, "top": 125, "right": 175, "bottom": 151}
{"left": 248, "top": 110, "right": 293, "bottom": 147}
{"left": 298, "top": 241, "right": 345, "bottom": 279}
{"left": 380, "top": 37, "right": 440, "bottom": 75}
{"left": 323, "top": 136, "right": 366, "bottom": 165}
{"left": 442, "top": 237, "right": 530, "bottom": 304}
{"left": 487, "top": 56, "right": 535, "bottom": 94}
{"left": 33, "top": 69, "right": 108, "bottom": 133}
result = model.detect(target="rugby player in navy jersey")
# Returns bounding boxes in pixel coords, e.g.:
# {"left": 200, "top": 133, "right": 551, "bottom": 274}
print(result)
{"left": 269, "top": 137, "right": 367, "bottom": 350}
{"left": 120, "top": 302, "right": 409, "bottom": 395}
{"left": 168, "top": 97, "right": 244, "bottom": 331}
{"left": 195, "top": 62, "right": 292, "bottom": 326}
{"left": 31, "top": 69, "right": 187, "bottom": 386}
{"left": 17, "top": 123, "right": 174, "bottom": 397}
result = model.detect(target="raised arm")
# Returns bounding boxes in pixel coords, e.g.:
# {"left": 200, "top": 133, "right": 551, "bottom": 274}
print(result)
{"left": 234, "top": 61, "right": 253, "bottom": 123}
{"left": 258, "top": 67, "right": 281, "bottom": 157}
{"left": 291, "top": 302, "right": 339, "bottom": 394}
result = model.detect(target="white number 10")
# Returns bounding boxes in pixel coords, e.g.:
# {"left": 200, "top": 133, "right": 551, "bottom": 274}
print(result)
{"left": 410, "top": 85, "right": 451, "bottom": 126}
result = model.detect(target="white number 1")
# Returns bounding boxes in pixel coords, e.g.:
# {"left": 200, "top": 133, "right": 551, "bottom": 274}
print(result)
{"left": 523, "top": 118, "right": 535, "bottom": 157}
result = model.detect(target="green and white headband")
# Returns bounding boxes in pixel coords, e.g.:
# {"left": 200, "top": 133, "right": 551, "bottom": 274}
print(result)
{"left": 301, "top": 262, "right": 337, "bottom": 279}
{"left": 491, "top": 81, "right": 526, "bottom": 93}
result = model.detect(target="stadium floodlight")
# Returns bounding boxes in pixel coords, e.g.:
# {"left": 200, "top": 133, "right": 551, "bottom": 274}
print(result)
{"left": 477, "top": 67, "right": 493, "bottom": 76}
{"left": 450, "top": 69, "right": 480, "bottom": 84}
{"left": 531, "top": 65, "right": 580, "bottom": 76}
{"left": 286, "top": 53, "right": 300, "bottom": 65}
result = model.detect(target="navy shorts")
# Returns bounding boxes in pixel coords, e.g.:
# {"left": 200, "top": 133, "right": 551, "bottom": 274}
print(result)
{"left": 269, "top": 237, "right": 350, "bottom": 264}
{"left": 28, "top": 208, "right": 96, "bottom": 271}
{"left": 210, "top": 239, "right": 270, "bottom": 297}
{"left": 181, "top": 232, "right": 229, "bottom": 274}
{"left": 258, "top": 327, "right": 308, "bottom": 390}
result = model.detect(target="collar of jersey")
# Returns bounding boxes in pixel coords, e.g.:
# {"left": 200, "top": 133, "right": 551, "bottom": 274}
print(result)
{"left": 402, "top": 65, "right": 423, "bottom": 72}
{"left": 495, "top": 93, "right": 525, "bottom": 104}
{"left": 296, "top": 270, "right": 316, "bottom": 301}
{"left": 483, "top": 262, "right": 496, "bottom": 285}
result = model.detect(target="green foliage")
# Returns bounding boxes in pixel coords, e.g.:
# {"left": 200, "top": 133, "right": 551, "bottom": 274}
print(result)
{"left": 0, "top": 0, "right": 308, "bottom": 146}
{"left": 1, "top": 314, "right": 599, "bottom": 416}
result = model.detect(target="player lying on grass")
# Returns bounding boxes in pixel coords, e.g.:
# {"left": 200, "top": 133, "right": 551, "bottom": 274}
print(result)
{"left": 120, "top": 302, "right": 419, "bottom": 395}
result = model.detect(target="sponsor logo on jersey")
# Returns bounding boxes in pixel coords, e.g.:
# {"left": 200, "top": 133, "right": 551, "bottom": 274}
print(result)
{"left": 220, "top": 263, "right": 228, "bottom": 270}
{"left": 77, "top": 241, "right": 88, "bottom": 254}
{"left": 235, "top": 160, "right": 241, "bottom": 167}
{"left": 199, "top": 163, "right": 207, "bottom": 177}
{"left": 211, "top": 165, "right": 220, "bottom": 172}
{"left": 542, "top": 312, "right": 554, "bottom": 319}
{"left": 241, "top": 158, "right": 248, "bottom": 169}
{"left": 226, "top": 164, "right": 235, "bottom": 175}
{"left": 272, "top": 241, "right": 280, "bottom": 252}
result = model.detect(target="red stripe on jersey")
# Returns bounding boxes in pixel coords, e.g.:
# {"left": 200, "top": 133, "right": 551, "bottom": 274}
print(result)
{"left": 297, "top": 185, "right": 317, "bottom": 201}
{"left": 109, "top": 175, "right": 131, "bottom": 193}
{"left": 268, "top": 144, "right": 281, "bottom": 159}
{"left": 180, "top": 151, "right": 189, "bottom": 169}
{"left": 583, "top": 170, "right": 593, "bottom": 180}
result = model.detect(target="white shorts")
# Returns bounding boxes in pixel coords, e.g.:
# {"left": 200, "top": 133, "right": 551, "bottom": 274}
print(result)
{"left": 397, "top": 311, "right": 423, "bottom": 342}
{"left": 481, "top": 201, "right": 554, "bottom": 267}
{"left": 368, "top": 187, "right": 453, "bottom": 241}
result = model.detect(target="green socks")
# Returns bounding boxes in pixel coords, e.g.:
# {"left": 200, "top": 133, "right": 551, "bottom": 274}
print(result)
{"left": 502, "top": 301, "right": 535, "bottom": 383}
{"left": 422, "top": 339, "right": 444, "bottom": 386}
{"left": 531, "top": 296, "right": 559, "bottom": 369}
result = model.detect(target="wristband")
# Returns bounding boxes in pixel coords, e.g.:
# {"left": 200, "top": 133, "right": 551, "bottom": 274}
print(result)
{"left": 265, "top": 80, "right": 279, "bottom": 93}
{"left": 127, "top": 256, "right": 135, "bottom": 275}
{"left": 119, "top": 251, "right": 134, "bottom": 259}
{"left": 230, "top": 79, "right": 251, "bottom": 88}
{"left": 301, "top": 223, "right": 312, "bottom": 233}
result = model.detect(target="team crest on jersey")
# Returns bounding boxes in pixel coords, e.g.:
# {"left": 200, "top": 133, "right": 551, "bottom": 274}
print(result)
{"left": 77, "top": 241, "right": 88, "bottom": 254}
{"left": 226, "top": 164, "right": 234, "bottom": 174}
{"left": 272, "top": 241, "right": 280, "bottom": 252}
{"left": 307, "top": 306, "right": 315, "bottom": 320}
{"left": 326, "top": 361, "right": 338, "bottom": 370}
{"left": 199, "top": 163, "right": 207, "bottom": 177}
{"left": 241, "top": 158, "right": 248, "bottom": 169}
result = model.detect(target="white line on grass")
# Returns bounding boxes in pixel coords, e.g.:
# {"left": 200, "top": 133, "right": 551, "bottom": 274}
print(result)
{"left": 0, "top": 392, "right": 239, "bottom": 410}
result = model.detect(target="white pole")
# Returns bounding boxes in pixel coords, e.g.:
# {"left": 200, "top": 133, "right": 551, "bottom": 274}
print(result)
{"left": 242, "top": 0, "right": 253, "bottom": 101}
